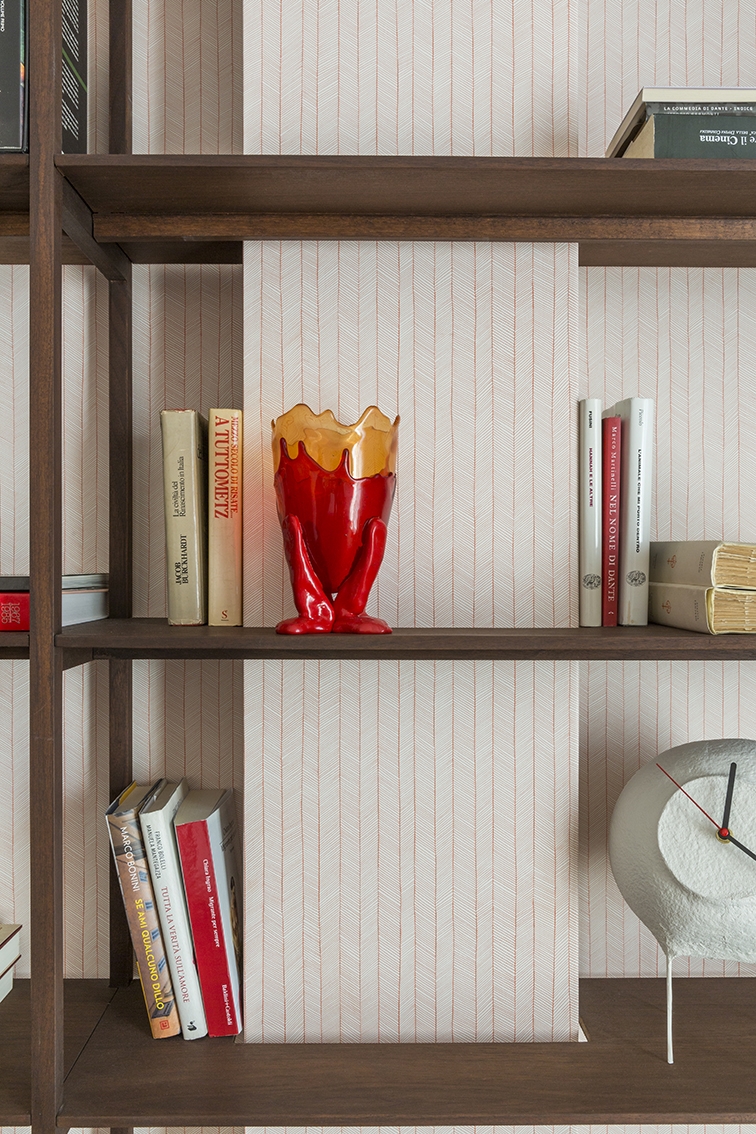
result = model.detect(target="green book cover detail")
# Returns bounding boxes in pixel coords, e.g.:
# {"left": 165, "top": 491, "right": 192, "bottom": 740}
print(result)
{"left": 626, "top": 114, "right": 756, "bottom": 158}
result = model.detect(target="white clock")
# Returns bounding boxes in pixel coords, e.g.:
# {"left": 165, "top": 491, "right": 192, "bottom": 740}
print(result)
{"left": 609, "top": 738, "right": 756, "bottom": 1061}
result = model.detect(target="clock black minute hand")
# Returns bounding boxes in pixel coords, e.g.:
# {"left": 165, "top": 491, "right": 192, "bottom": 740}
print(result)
{"left": 721, "top": 761, "right": 737, "bottom": 836}
{"left": 725, "top": 832, "right": 756, "bottom": 864}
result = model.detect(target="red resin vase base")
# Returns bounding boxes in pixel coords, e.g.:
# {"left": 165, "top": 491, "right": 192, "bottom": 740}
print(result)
{"left": 275, "top": 615, "right": 334, "bottom": 635}
{"left": 331, "top": 614, "right": 393, "bottom": 634}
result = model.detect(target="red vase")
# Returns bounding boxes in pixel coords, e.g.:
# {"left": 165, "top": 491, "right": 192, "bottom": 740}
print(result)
{"left": 272, "top": 405, "right": 399, "bottom": 634}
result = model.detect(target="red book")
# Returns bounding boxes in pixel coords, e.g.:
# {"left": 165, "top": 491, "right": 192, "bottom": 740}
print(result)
{"left": 175, "top": 788, "right": 243, "bottom": 1036}
{"left": 601, "top": 416, "right": 621, "bottom": 626}
{"left": 0, "top": 592, "right": 29, "bottom": 631}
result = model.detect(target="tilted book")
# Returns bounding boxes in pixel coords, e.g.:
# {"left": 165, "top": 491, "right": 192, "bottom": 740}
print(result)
{"left": 606, "top": 87, "right": 756, "bottom": 157}
{"left": 160, "top": 410, "right": 208, "bottom": 625}
{"left": 601, "top": 416, "right": 621, "bottom": 627}
{"left": 139, "top": 779, "right": 208, "bottom": 1039}
{"left": 579, "top": 399, "right": 602, "bottom": 627}
{"left": 650, "top": 541, "right": 756, "bottom": 589}
{"left": 208, "top": 409, "right": 243, "bottom": 626}
{"left": 608, "top": 397, "right": 654, "bottom": 626}
{"left": 106, "top": 781, "right": 182, "bottom": 1038}
{"left": 175, "top": 788, "right": 243, "bottom": 1036}
{"left": 649, "top": 581, "right": 756, "bottom": 635}
{"left": 623, "top": 114, "right": 756, "bottom": 159}
{"left": 0, "top": 924, "right": 21, "bottom": 974}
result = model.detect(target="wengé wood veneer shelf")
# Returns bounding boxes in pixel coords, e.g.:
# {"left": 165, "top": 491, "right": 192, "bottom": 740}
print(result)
{"left": 55, "top": 618, "right": 756, "bottom": 664}
{"left": 53, "top": 978, "right": 756, "bottom": 1127}
{"left": 44, "top": 154, "right": 756, "bottom": 267}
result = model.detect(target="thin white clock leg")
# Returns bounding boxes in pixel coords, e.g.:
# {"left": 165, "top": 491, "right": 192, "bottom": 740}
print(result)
{"left": 666, "top": 953, "right": 674, "bottom": 1064}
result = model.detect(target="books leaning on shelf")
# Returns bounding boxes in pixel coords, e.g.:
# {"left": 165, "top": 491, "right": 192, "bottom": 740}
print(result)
{"left": 139, "top": 779, "right": 208, "bottom": 1039}
{"left": 578, "top": 399, "right": 602, "bottom": 626}
{"left": 106, "top": 781, "right": 182, "bottom": 1039}
{"left": 161, "top": 410, "right": 209, "bottom": 625}
{"left": 649, "top": 582, "right": 756, "bottom": 634}
{"left": 606, "top": 87, "right": 756, "bottom": 157}
{"left": 0, "top": 574, "right": 108, "bottom": 631}
{"left": 0, "top": 924, "right": 21, "bottom": 1005}
{"left": 208, "top": 409, "right": 243, "bottom": 626}
{"left": 650, "top": 541, "right": 756, "bottom": 589}
{"left": 175, "top": 788, "right": 243, "bottom": 1036}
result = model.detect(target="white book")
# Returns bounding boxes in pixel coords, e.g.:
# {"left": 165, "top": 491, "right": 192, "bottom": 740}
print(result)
{"left": 208, "top": 409, "right": 243, "bottom": 626}
{"left": 579, "top": 399, "right": 602, "bottom": 626}
{"left": 160, "top": 410, "right": 208, "bottom": 625}
{"left": 650, "top": 540, "right": 756, "bottom": 589}
{"left": 608, "top": 397, "right": 654, "bottom": 625}
{"left": 139, "top": 778, "right": 208, "bottom": 1039}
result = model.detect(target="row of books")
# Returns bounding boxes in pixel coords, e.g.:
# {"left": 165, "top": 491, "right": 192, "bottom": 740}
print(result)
{"left": 106, "top": 780, "right": 243, "bottom": 1039}
{"left": 607, "top": 86, "right": 756, "bottom": 159}
{"left": 0, "top": 573, "right": 108, "bottom": 631}
{"left": 579, "top": 397, "right": 654, "bottom": 626}
{"left": 0, "top": 0, "right": 87, "bottom": 153}
{"left": 161, "top": 409, "right": 243, "bottom": 626}
{"left": 0, "top": 923, "right": 21, "bottom": 1005}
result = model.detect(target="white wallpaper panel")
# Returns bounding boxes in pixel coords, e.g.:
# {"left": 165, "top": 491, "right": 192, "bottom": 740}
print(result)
{"left": 581, "top": 267, "right": 756, "bottom": 978}
{"left": 244, "top": 660, "right": 578, "bottom": 1042}
{"left": 244, "top": 0, "right": 577, "bottom": 155}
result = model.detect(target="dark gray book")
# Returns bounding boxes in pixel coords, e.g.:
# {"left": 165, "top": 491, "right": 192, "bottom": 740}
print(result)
{"left": 624, "top": 113, "right": 756, "bottom": 158}
{"left": 0, "top": 0, "right": 25, "bottom": 152}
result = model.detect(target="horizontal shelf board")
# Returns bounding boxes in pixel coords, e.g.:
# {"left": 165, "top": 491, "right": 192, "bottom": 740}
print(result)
{"left": 55, "top": 618, "right": 756, "bottom": 661}
{"left": 59, "top": 978, "right": 756, "bottom": 1126}
{"left": 0, "top": 155, "right": 30, "bottom": 211}
{"left": 0, "top": 979, "right": 115, "bottom": 1124}
{"left": 0, "top": 631, "right": 29, "bottom": 658}
{"left": 580, "top": 239, "right": 756, "bottom": 267}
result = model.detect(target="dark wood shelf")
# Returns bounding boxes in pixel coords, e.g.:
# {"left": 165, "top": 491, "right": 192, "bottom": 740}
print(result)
{"left": 58, "top": 977, "right": 756, "bottom": 1126}
{"left": 49, "top": 154, "right": 756, "bottom": 267}
{"left": 0, "top": 979, "right": 116, "bottom": 1124}
{"left": 55, "top": 617, "right": 756, "bottom": 663}
{"left": 0, "top": 632, "right": 29, "bottom": 658}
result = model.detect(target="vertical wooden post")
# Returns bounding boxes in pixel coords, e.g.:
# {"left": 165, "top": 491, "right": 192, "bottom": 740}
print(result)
{"left": 28, "top": 0, "right": 63, "bottom": 1127}
{"left": 108, "top": 0, "right": 134, "bottom": 993}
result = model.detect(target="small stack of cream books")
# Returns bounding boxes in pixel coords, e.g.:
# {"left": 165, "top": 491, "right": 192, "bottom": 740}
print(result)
{"left": 0, "top": 923, "right": 21, "bottom": 1003}
{"left": 649, "top": 541, "right": 756, "bottom": 633}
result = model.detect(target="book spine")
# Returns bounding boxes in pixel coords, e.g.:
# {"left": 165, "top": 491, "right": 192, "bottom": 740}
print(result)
{"left": 0, "top": 0, "right": 25, "bottom": 151}
{"left": 208, "top": 409, "right": 243, "bottom": 626}
{"left": 648, "top": 582, "right": 713, "bottom": 634}
{"left": 161, "top": 410, "right": 208, "bottom": 625}
{"left": 0, "top": 592, "right": 29, "bottom": 631}
{"left": 649, "top": 540, "right": 719, "bottom": 586}
{"left": 616, "top": 398, "right": 654, "bottom": 626}
{"left": 651, "top": 113, "right": 756, "bottom": 157}
{"left": 579, "top": 399, "right": 602, "bottom": 626}
{"left": 601, "top": 416, "right": 621, "bottom": 626}
{"left": 176, "top": 814, "right": 242, "bottom": 1036}
{"left": 140, "top": 805, "right": 209, "bottom": 1039}
{"left": 61, "top": 0, "right": 87, "bottom": 153}
{"left": 106, "top": 810, "right": 181, "bottom": 1038}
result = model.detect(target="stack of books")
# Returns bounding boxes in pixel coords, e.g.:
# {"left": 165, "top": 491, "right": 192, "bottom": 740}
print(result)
{"left": 0, "top": 924, "right": 21, "bottom": 1004}
{"left": 649, "top": 541, "right": 756, "bottom": 634}
{"left": 606, "top": 87, "right": 756, "bottom": 159}
{"left": 0, "top": 574, "right": 108, "bottom": 631}
{"left": 160, "top": 408, "right": 243, "bottom": 627}
{"left": 106, "top": 779, "right": 243, "bottom": 1040}
{"left": 579, "top": 397, "right": 654, "bottom": 627}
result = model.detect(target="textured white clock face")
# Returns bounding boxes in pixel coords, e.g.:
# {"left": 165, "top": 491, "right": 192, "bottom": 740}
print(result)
{"left": 658, "top": 775, "right": 756, "bottom": 901}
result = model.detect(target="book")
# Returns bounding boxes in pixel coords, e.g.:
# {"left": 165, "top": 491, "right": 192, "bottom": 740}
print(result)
{"left": 160, "top": 409, "right": 208, "bottom": 625}
{"left": 0, "top": 923, "right": 21, "bottom": 974}
{"left": 579, "top": 399, "right": 602, "bottom": 626}
{"left": 0, "top": 576, "right": 108, "bottom": 631}
{"left": 606, "top": 87, "right": 756, "bottom": 157}
{"left": 601, "top": 416, "right": 621, "bottom": 626}
{"left": 175, "top": 788, "right": 243, "bottom": 1036}
{"left": 208, "top": 409, "right": 243, "bottom": 626}
{"left": 0, "top": 954, "right": 17, "bottom": 1005}
{"left": 139, "top": 779, "right": 208, "bottom": 1039}
{"left": 650, "top": 541, "right": 756, "bottom": 589}
{"left": 607, "top": 397, "right": 654, "bottom": 626}
{"left": 0, "top": 0, "right": 87, "bottom": 154}
{"left": 106, "top": 781, "right": 182, "bottom": 1039}
{"left": 623, "top": 114, "right": 756, "bottom": 159}
{"left": 649, "top": 581, "right": 756, "bottom": 634}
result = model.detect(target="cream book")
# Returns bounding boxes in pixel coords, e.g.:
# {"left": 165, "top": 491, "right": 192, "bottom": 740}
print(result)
{"left": 160, "top": 410, "right": 208, "bottom": 625}
{"left": 579, "top": 399, "right": 602, "bottom": 626}
{"left": 208, "top": 409, "right": 243, "bottom": 626}
{"left": 607, "top": 397, "right": 654, "bottom": 626}
{"left": 649, "top": 581, "right": 756, "bottom": 634}
{"left": 650, "top": 541, "right": 756, "bottom": 589}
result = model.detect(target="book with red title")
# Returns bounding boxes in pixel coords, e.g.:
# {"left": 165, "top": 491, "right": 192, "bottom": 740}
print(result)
{"left": 174, "top": 788, "right": 243, "bottom": 1036}
{"left": 208, "top": 408, "right": 243, "bottom": 626}
{"left": 601, "top": 416, "right": 621, "bottom": 626}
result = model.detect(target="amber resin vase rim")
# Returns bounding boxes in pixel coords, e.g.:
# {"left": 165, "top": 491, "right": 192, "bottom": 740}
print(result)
{"left": 272, "top": 403, "right": 399, "bottom": 479}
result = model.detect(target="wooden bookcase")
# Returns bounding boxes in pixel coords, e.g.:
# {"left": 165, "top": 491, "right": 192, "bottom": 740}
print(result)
{"left": 3, "top": 1, "right": 756, "bottom": 1131}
